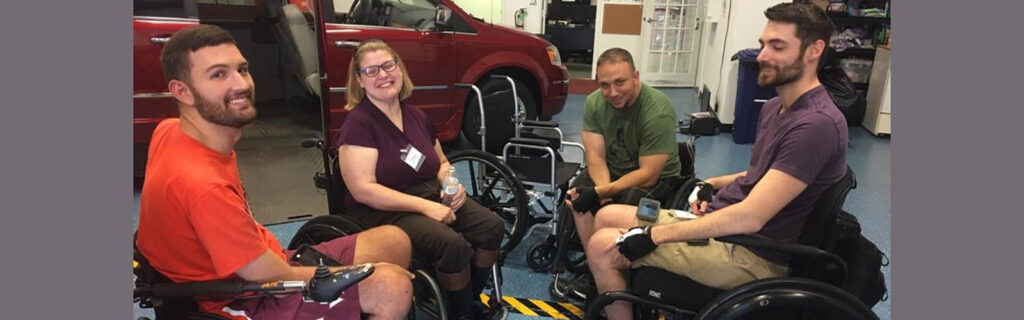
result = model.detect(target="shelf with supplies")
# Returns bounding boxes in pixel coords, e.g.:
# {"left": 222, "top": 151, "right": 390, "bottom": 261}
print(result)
{"left": 827, "top": 13, "right": 890, "bottom": 25}
{"left": 832, "top": 46, "right": 879, "bottom": 57}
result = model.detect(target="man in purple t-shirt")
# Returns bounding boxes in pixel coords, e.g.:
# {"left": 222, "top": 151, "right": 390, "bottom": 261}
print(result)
{"left": 582, "top": 4, "right": 846, "bottom": 319}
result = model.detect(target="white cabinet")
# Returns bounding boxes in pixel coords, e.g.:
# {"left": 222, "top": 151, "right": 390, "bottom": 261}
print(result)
{"left": 863, "top": 46, "right": 891, "bottom": 136}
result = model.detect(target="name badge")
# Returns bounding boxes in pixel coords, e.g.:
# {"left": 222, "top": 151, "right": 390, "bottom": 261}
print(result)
{"left": 400, "top": 144, "right": 425, "bottom": 172}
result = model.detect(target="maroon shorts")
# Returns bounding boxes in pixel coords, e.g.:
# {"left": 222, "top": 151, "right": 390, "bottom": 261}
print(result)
{"left": 219, "top": 234, "right": 361, "bottom": 320}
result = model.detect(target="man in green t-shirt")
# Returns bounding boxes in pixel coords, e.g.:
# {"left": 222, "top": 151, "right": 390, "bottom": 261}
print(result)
{"left": 561, "top": 48, "right": 681, "bottom": 300}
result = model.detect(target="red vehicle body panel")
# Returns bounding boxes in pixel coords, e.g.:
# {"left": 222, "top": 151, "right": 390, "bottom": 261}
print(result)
{"left": 133, "top": 0, "right": 568, "bottom": 174}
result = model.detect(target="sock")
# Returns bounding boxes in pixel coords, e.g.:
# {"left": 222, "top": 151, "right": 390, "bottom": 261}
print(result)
{"left": 445, "top": 285, "right": 475, "bottom": 318}
{"left": 470, "top": 266, "right": 492, "bottom": 296}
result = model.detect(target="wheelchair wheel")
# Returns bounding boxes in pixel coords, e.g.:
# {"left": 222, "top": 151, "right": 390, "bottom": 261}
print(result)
{"left": 696, "top": 277, "right": 879, "bottom": 320}
{"left": 527, "top": 239, "right": 555, "bottom": 272}
{"left": 286, "top": 215, "right": 366, "bottom": 250}
{"left": 447, "top": 149, "right": 530, "bottom": 255}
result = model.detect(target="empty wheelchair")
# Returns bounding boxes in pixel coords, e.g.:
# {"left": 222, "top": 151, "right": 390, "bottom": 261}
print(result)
{"left": 583, "top": 167, "right": 884, "bottom": 320}
{"left": 447, "top": 76, "right": 592, "bottom": 270}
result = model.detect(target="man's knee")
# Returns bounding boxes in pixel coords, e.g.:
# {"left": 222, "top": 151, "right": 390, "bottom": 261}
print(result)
{"left": 362, "top": 264, "right": 413, "bottom": 316}
{"left": 586, "top": 228, "right": 623, "bottom": 264}
{"left": 359, "top": 225, "right": 412, "bottom": 266}
{"left": 594, "top": 204, "right": 636, "bottom": 230}
{"left": 365, "top": 225, "right": 411, "bottom": 251}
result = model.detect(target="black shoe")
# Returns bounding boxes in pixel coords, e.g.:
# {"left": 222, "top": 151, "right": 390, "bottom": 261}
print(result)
{"left": 566, "top": 274, "right": 597, "bottom": 302}
{"left": 473, "top": 301, "right": 509, "bottom": 320}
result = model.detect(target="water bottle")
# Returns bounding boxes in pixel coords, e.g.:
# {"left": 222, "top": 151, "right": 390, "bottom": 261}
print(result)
{"left": 441, "top": 167, "right": 460, "bottom": 207}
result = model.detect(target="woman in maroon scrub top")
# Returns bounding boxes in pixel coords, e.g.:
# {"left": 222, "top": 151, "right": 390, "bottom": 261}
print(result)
{"left": 333, "top": 40, "right": 505, "bottom": 320}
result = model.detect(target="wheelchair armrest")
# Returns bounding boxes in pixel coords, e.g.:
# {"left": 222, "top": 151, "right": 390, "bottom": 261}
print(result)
{"left": 508, "top": 137, "right": 551, "bottom": 147}
{"left": 522, "top": 119, "right": 559, "bottom": 128}
{"left": 142, "top": 279, "right": 304, "bottom": 298}
{"left": 714, "top": 235, "right": 848, "bottom": 284}
{"left": 585, "top": 291, "right": 696, "bottom": 320}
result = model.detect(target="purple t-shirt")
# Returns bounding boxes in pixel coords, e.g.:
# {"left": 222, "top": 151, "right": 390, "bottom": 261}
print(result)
{"left": 708, "top": 85, "right": 848, "bottom": 265}
{"left": 332, "top": 99, "right": 441, "bottom": 207}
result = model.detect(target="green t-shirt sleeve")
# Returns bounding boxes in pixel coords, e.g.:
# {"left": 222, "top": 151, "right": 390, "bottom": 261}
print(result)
{"left": 638, "top": 97, "right": 677, "bottom": 157}
{"left": 582, "top": 92, "right": 601, "bottom": 133}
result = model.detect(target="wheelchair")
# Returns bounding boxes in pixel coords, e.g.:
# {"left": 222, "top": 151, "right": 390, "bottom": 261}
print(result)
{"left": 132, "top": 220, "right": 376, "bottom": 320}
{"left": 582, "top": 166, "right": 883, "bottom": 320}
{"left": 446, "top": 75, "right": 586, "bottom": 259}
{"left": 304, "top": 141, "right": 509, "bottom": 320}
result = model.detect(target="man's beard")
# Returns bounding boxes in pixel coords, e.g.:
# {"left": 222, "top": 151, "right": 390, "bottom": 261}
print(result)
{"left": 191, "top": 85, "right": 257, "bottom": 128}
{"left": 757, "top": 51, "right": 806, "bottom": 88}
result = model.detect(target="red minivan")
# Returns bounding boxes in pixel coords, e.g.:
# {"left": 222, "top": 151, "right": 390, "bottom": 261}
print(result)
{"left": 133, "top": 0, "right": 569, "bottom": 175}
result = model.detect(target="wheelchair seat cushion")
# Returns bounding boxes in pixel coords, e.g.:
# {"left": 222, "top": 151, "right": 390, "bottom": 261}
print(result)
{"left": 629, "top": 267, "right": 724, "bottom": 312}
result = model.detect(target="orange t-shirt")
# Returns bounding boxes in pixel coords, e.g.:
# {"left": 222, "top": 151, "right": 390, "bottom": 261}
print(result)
{"left": 136, "top": 119, "right": 287, "bottom": 318}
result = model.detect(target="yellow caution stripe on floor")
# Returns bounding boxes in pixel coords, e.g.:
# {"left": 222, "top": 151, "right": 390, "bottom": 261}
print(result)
{"left": 479, "top": 294, "right": 584, "bottom": 319}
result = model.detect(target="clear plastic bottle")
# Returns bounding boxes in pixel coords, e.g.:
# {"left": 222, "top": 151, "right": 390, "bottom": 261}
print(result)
{"left": 441, "top": 167, "right": 460, "bottom": 207}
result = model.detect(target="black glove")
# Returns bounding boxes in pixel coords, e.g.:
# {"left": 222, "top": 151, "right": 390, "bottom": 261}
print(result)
{"left": 571, "top": 186, "right": 601, "bottom": 215}
{"left": 696, "top": 182, "right": 714, "bottom": 203}
{"left": 616, "top": 226, "right": 658, "bottom": 261}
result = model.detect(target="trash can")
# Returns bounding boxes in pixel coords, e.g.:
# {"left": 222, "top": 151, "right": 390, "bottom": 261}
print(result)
{"left": 732, "top": 48, "right": 777, "bottom": 144}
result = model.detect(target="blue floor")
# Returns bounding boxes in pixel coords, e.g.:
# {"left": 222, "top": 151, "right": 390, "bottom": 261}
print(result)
{"left": 133, "top": 88, "right": 890, "bottom": 320}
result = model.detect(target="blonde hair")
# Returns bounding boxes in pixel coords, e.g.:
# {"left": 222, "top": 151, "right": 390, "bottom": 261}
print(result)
{"left": 344, "top": 40, "right": 414, "bottom": 110}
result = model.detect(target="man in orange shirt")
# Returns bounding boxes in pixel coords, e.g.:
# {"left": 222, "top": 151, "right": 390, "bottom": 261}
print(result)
{"left": 136, "top": 24, "right": 413, "bottom": 320}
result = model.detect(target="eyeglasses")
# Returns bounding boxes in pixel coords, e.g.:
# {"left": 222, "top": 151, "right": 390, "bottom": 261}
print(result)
{"left": 358, "top": 60, "right": 398, "bottom": 77}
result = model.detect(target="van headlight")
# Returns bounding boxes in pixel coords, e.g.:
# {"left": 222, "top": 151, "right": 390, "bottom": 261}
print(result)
{"left": 546, "top": 46, "right": 563, "bottom": 66}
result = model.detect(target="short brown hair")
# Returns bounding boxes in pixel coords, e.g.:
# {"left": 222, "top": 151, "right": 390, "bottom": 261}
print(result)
{"left": 764, "top": 3, "right": 835, "bottom": 52}
{"left": 344, "top": 40, "right": 415, "bottom": 110}
{"left": 596, "top": 48, "right": 636, "bottom": 72}
{"left": 160, "top": 24, "right": 237, "bottom": 84}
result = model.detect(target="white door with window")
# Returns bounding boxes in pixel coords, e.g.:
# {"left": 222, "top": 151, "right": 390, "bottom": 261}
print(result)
{"left": 639, "top": 0, "right": 704, "bottom": 87}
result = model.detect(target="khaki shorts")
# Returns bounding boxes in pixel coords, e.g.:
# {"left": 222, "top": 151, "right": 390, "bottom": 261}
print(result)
{"left": 632, "top": 209, "right": 790, "bottom": 290}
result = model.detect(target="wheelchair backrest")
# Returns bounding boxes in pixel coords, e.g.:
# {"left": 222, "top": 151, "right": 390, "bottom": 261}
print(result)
{"left": 677, "top": 139, "right": 696, "bottom": 180}
{"left": 790, "top": 166, "right": 857, "bottom": 277}
{"left": 327, "top": 154, "right": 350, "bottom": 215}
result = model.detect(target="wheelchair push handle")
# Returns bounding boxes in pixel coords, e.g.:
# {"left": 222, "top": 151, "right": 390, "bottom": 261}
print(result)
{"left": 454, "top": 82, "right": 488, "bottom": 153}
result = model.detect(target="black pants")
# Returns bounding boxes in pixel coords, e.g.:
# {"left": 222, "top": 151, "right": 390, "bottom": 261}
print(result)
{"left": 343, "top": 180, "right": 504, "bottom": 273}
{"left": 571, "top": 170, "right": 683, "bottom": 205}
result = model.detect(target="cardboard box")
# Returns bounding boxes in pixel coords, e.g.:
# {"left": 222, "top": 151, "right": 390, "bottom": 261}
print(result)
{"left": 811, "top": 0, "right": 829, "bottom": 11}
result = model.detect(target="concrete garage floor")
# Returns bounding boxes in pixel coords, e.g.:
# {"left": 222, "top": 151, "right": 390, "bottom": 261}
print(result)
{"left": 133, "top": 88, "right": 891, "bottom": 320}
{"left": 234, "top": 101, "right": 328, "bottom": 225}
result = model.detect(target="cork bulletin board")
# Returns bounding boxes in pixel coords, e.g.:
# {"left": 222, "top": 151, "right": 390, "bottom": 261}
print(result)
{"left": 602, "top": 4, "right": 643, "bottom": 35}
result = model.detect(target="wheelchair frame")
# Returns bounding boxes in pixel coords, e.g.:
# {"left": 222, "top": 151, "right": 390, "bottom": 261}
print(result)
{"left": 450, "top": 75, "right": 586, "bottom": 265}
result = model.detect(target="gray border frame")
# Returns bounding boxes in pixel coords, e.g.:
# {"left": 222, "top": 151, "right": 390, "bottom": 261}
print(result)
{"left": 892, "top": 0, "right": 1021, "bottom": 318}
{"left": 0, "top": 1, "right": 129, "bottom": 318}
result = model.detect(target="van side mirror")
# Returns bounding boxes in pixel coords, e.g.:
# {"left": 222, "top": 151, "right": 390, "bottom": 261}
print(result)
{"left": 435, "top": 4, "right": 452, "bottom": 30}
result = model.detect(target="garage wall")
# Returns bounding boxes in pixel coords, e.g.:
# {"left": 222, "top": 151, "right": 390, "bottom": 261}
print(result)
{"left": 591, "top": 0, "right": 644, "bottom": 79}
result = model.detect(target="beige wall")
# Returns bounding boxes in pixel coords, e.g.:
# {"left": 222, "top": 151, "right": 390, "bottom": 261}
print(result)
{"left": 591, "top": 0, "right": 643, "bottom": 79}
{"left": 694, "top": 0, "right": 786, "bottom": 123}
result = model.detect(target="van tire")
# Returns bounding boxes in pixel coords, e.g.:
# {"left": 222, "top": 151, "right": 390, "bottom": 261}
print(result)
{"left": 461, "top": 77, "right": 537, "bottom": 154}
